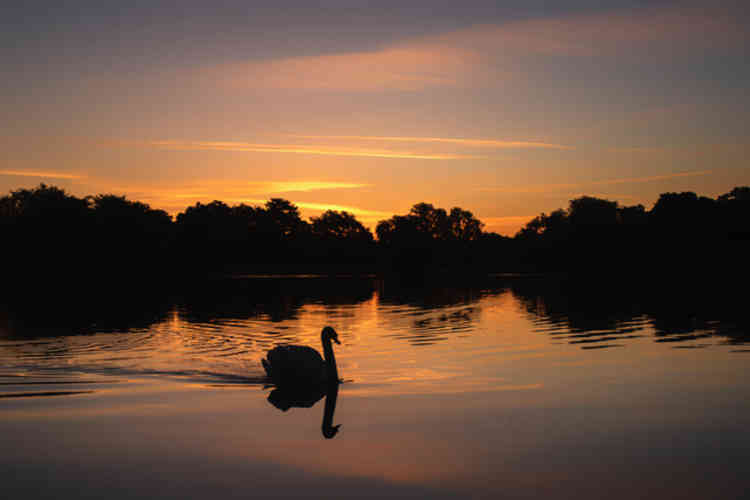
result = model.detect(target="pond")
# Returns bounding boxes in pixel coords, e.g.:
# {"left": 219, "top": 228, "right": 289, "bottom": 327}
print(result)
{"left": 1, "top": 276, "right": 748, "bottom": 499}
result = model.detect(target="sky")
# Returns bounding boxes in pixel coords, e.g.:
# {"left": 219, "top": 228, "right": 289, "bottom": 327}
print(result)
{"left": 2, "top": 1, "right": 749, "bottom": 235}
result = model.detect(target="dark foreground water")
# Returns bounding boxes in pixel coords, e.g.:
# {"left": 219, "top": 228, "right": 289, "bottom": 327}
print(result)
{"left": 1, "top": 276, "right": 748, "bottom": 499}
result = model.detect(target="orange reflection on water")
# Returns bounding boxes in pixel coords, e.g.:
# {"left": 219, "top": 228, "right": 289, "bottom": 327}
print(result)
{"left": 2, "top": 278, "right": 750, "bottom": 499}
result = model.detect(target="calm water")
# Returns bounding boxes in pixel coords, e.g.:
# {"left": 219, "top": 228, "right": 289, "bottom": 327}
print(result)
{"left": 1, "top": 276, "right": 749, "bottom": 499}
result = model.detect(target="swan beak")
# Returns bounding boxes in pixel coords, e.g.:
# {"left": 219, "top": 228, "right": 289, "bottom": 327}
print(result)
{"left": 323, "top": 424, "right": 341, "bottom": 439}
{"left": 333, "top": 337, "right": 341, "bottom": 344}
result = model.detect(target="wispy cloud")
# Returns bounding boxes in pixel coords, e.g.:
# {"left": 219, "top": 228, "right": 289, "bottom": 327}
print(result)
{"left": 148, "top": 140, "right": 475, "bottom": 160}
{"left": 590, "top": 170, "right": 712, "bottom": 186}
{"left": 248, "top": 181, "right": 369, "bottom": 193}
{"left": 91, "top": 179, "right": 379, "bottom": 219}
{"left": 296, "top": 202, "right": 391, "bottom": 219}
{"left": 0, "top": 170, "right": 84, "bottom": 180}
{"left": 220, "top": 46, "right": 483, "bottom": 92}
{"left": 607, "top": 147, "right": 669, "bottom": 154}
{"left": 292, "top": 135, "right": 573, "bottom": 150}
{"left": 481, "top": 170, "right": 712, "bottom": 194}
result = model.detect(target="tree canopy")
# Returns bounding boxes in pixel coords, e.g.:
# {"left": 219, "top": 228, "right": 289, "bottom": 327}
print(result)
{"left": 311, "top": 210, "right": 373, "bottom": 242}
{"left": 376, "top": 202, "right": 483, "bottom": 245}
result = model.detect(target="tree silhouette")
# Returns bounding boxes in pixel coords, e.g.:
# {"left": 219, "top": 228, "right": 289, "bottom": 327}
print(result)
{"left": 516, "top": 209, "right": 568, "bottom": 240}
{"left": 568, "top": 196, "right": 619, "bottom": 227}
{"left": 87, "top": 194, "right": 173, "bottom": 277}
{"left": 307, "top": 210, "right": 374, "bottom": 273}
{"left": 262, "top": 198, "right": 308, "bottom": 238}
{"left": 375, "top": 202, "right": 486, "bottom": 278}
{"left": 1, "top": 184, "right": 92, "bottom": 286}
{"left": 718, "top": 186, "right": 750, "bottom": 203}
{"left": 448, "top": 207, "right": 484, "bottom": 241}
{"left": 650, "top": 191, "right": 717, "bottom": 230}
{"left": 377, "top": 203, "right": 484, "bottom": 244}
{"left": 311, "top": 210, "right": 373, "bottom": 242}
{"left": 91, "top": 194, "right": 171, "bottom": 237}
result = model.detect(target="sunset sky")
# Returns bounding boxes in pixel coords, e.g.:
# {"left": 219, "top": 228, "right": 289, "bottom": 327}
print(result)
{"left": 3, "top": 1, "right": 749, "bottom": 235}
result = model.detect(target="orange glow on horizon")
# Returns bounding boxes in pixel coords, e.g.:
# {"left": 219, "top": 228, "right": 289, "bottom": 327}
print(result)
{"left": 483, "top": 216, "right": 536, "bottom": 236}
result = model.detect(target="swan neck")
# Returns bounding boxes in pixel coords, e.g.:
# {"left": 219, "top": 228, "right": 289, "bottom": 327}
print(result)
{"left": 322, "top": 336, "right": 339, "bottom": 382}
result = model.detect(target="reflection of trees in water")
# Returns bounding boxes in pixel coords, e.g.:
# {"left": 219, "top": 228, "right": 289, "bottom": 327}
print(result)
{"left": 377, "top": 278, "right": 508, "bottom": 346}
{"left": 384, "top": 306, "right": 481, "bottom": 347}
{"left": 511, "top": 278, "right": 646, "bottom": 340}
{"left": 0, "top": 277, "right": 375, "bottom": 340}
{"left": 5, "top": 274, "right": 745, "bottom": 352}
{"left": 177, "top": 280, "right": 305, "bottom": 325}
{"left": 176, "top": 276, "right": 507, "bottom": 348}
{"left": 0, "top": 287, "right": 173, "bottom": 339}
{"left": 377, "top": 279, "right": 491, "bottom": 308}
{"left": 511, "top": 276, "right": 749, "bottom": 348}
{"left": 178, "top": 277, "right": 375, "bottom": 324}
{"left": 646, "top": 290, "right": 749, "bottom": 346}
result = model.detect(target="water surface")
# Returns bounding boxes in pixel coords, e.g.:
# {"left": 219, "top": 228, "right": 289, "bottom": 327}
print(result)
{"left": 1, "top": 276, "right": 748, "bottom": 499}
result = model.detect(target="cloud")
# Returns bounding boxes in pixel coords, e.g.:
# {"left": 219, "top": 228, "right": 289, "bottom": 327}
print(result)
{"left": 89, "top": 179, "right": 379, "bottom": 220}
{"left": 589, "top": 170, "right": 712, "bottom": 186}
{"left": 220, "top": 46, "right": 483, "bottom": 92}
{"left": 214, "top": 197, "right": 392, "bottom": 226}
{"left": 295, "top": 202, "right": 391, "bottom": 219}
{"left": 249, "top": 181, "right": 369, "bottom": 193}
{"left": 239, "top": 199, "right": 392, "bottom": 219}
{"left": 0, "top": 170, "right": 84, "bottom": 180}
{"left": 481, "top": 170, "right": 712, "bottom": 194}
{"left": 208, "top": 5, "right": 744, "bottom": 94}
{"left": 292, "top": 135, "right": 573, "bottom": 150}
{"left": 148, "top": 140, "right": 475, "bottom": 160}
{"left": 158, "top": 181, "right": 368, "bottom": 199}
{"left": 607, "top": 147, "right": 669, "bottom": 154}
{"left": 433, "top": 6, "right": 745, "bottom": 58}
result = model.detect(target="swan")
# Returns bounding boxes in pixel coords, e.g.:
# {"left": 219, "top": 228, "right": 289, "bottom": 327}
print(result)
{"left": 262, "top": 326, "right": 341, "bottom": 387}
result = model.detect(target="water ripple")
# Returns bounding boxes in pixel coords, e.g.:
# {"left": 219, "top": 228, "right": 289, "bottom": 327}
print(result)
{"left": 1, "top": 277, "right": 747, "bottom": 385}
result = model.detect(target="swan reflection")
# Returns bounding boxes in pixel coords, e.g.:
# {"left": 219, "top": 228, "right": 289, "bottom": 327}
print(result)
{"left": 266, "top": 382, "right": 341, "bottom": 439}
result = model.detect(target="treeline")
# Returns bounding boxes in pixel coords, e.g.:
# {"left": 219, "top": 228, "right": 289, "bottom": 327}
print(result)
{"left": 1, "top": 184, "right": 748, "bottom": 286}
{"left": 513, "top": 187, "right": 750, "bottom": 277}
{"left": 0, "top": 185, "right": 377, "bottom": 281}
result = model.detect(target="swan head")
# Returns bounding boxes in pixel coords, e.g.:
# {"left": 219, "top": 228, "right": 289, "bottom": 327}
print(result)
{"left": 322, "top": 424, "right": 341, "bottom": 439}
{"left": 322, "top": 326, "right": 341, "bottom": 345}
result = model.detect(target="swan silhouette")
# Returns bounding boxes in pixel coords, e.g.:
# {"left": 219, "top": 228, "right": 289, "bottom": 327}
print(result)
{"left": 262, "top": 326, "right": 341, "bottom": 387}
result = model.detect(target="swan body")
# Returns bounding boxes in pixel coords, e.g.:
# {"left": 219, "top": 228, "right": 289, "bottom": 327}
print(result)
{"left": 262, "top": 326, "right": 341, "bottom": 387}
